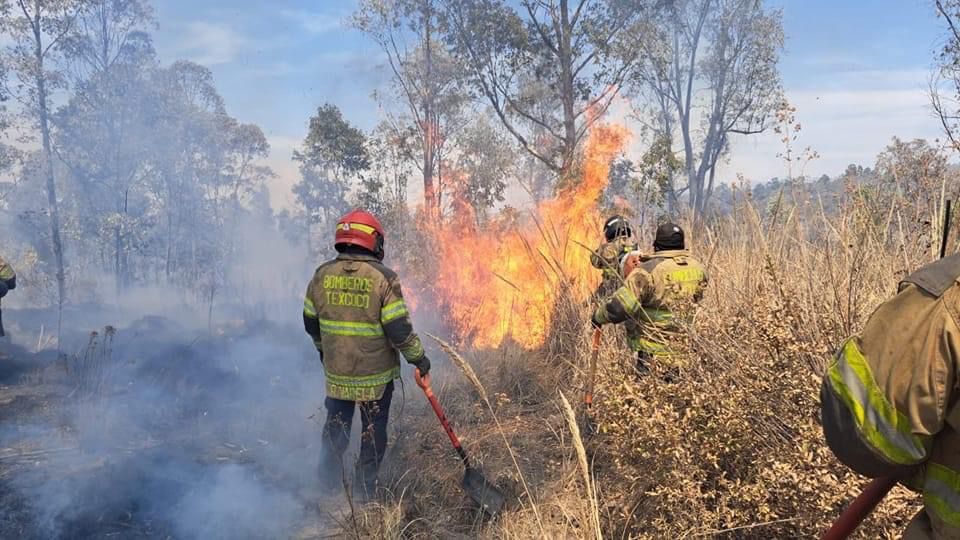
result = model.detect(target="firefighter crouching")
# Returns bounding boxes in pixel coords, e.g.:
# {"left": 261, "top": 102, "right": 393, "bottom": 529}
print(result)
{"left": 0, "top": 256, "right": 16, "bottom": 337}
{"left": 591, "top": 223, "right": 707, "bottom": 380}
{"left": 820, "top": 254, "right": 960, "bottom": 539}
{"left": 302, "top": 209, "right": 430, "bottom": 497}
{"left": 591, "top": 215, "right": 639, "bottom": 300}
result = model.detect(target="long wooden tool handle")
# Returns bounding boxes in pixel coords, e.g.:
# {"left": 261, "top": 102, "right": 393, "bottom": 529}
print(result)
{"left": 821, "top": 476, "right": 898, "bottom": 540}
{"left": 585, "top": 328, "right": 601, "bottom": 408}
{"left": 416, "top": 369, "right": 469, "bottom": 464}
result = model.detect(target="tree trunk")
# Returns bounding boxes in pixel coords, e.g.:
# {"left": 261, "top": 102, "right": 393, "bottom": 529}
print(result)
{"left": 33, "top": 9, "right": 67, "bottom": 308}
{"left": 422, "top": 2, "right": 438, "bottom": 222}
{"left": 558, "top": 0, "right": 577, "bottom": 185}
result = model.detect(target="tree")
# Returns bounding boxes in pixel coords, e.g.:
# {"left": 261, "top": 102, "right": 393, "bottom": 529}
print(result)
{"left": 5, "top": 0, "right": 89, "bottom": 309}
{"left": 449, "top": 114, "right": 515, "bottom": 223}
{"left": 875, "top": 138, "right": 957, "bottom": 261}
{"left": 603, "top": 137, "right": 678, "bottom": 231}
{"left": 630, "top": 0, "right": 784, "bottom": 217}
{"left": 54, "top": 0, "right": 155, "bottom": 293}
{"left": 293, "top": 104, "right": 370, "bottom": 256}
{"left": 444, "top": 0, "right": 646, "bottom": 185}
{"left": 354, "top": 0, "right": 468, "bottom": 222}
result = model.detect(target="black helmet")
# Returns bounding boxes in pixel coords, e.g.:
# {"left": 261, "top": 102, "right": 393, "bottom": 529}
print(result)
{"left": 653, "top": 222, "right": 684, "bottom": 251}
{"left": 603, "top": 215, "right": 632, "bottom": 241}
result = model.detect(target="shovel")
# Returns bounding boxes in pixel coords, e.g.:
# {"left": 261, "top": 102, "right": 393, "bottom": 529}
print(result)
{"left": 415, "top": 369, "right": 505, "bottom": 516}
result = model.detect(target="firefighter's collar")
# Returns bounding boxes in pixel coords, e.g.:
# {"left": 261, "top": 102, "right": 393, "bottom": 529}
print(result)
{"left": 336, "top": 252, "right": 380, "bottom": 263}
{"left": 649, "top": 249, "right": 690, "bottom": 259}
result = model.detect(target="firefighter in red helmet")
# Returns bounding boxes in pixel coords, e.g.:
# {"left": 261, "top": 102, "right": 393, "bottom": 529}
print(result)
{"left": 303, "top": 209, "right": 430, "bottom": 498}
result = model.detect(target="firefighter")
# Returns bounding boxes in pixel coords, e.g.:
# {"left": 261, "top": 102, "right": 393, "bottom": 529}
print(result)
{"left": 0, "top": 255, "right": 16, "bottom": 337}
{"left": 302, "top": 209, "right": 430, "bottom": 498}
{"left": 820, "top": 254, "right": 960, "bottom": 539}
{"left": 591, "top": 223, "right": 707, "bottom": 380}
{"left": 591, "top": 215, "right": 639, "bottom": 300}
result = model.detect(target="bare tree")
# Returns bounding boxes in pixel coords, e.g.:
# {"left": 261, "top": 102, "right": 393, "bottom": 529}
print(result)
{"left": 354, "top": 0, "right": 467, "bottom": 222}
{"left": 630, "top": 0, "right": 783, "bottom": 217}
{"left": 444, "top": 0, "right": 645, "bottom": 186}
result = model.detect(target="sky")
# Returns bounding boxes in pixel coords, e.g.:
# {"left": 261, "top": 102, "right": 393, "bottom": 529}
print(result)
{"left": 151, "top": 0, "right": 948, "bottom": 209}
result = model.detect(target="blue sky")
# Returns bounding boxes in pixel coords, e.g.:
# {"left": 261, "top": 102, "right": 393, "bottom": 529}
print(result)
{"left": 152, "top": 0, "right": 948, "bottom": 208}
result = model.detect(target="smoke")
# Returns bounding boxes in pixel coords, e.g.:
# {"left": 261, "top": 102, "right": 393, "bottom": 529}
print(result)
{"left": 0, "top": 285, "right": 340, "bottom": 538}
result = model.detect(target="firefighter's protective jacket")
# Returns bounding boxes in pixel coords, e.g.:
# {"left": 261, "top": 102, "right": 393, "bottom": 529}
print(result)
{"left": 0, "top": 256, "right": 15, "bottom": 297}
{"left": 591, "top": 236, "right": 638, "bottom": 296}
{"left": 821, "top": 254, "right": 960, "bottom": 538}
{"left": 593, "top": 249, "right": 707, "bottom": 365}
{"left": 303, "top": 252, "right": 425, "bottom": 401}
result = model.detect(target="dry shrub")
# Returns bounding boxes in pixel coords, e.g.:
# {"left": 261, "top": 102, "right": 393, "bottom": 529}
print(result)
{"left": 363, "top": 188, "right": 930, "bottom": 538}
{"left": 589, "top": 190, "right": 927, "bottom": 538}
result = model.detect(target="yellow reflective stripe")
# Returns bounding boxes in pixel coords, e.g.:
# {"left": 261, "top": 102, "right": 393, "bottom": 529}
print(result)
{"left": 614, "top": 287, "right": 640, "bottom": 312}
{"left": 667, "top": 268, "right": 705, "bottom": 283}
{"left": 594, "top": 306, "right": 610, "bottom": 325}
{"left": 325, "top": 366, "right": 399, "bottom": 387}
{"left": 325, "top": 366, "right": 400, "bottom": 401}
{"left": 827, "top": 339, "right": 928, "bottom": 465}
{"left": 318, "top": 319, "right": 384, "bottom": 337}
{"left": 399, "top": 337, "right": 424, "bottom": 361}
{"left": 640, "top": 307, "right": 672, "bottom": 323}
{"left": 337, "top": 222, "right": 377, "bottom": 235}
{"left": 380, "top": 300, "right": 409, "bottom": 323}
{"left": 925, "top": 463, "right": 960, "bottom": 528}
{"left": 667, "top": 268, "right": 706, "bottom": 295}
{"left": 630, "top": 337, "right": 672, "bottom": 356}
{"left": 303, "top": 297, "right": 318, "bottom": 318}
{"left": 0, "top": 263, "right": 13, "bottom": 281}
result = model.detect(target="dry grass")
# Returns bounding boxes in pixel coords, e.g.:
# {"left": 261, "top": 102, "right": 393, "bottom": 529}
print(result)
{"left": 348, "top": 185, "right": 930, "bottom": 539}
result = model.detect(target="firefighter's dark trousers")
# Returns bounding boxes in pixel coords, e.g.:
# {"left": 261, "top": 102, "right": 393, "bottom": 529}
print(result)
{"left": 320, "top": 381, "right": 394, "bottom": 494}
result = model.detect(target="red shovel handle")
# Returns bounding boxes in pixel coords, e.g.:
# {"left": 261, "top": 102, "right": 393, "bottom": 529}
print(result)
{"left": 585, "top": 328, "right": 601, "bottom": 408}
{"left": 416, "top": 369, "right": 469, "bottom": 464}
{"left": 821, "top": 476, "right": 898, "bottom": 540}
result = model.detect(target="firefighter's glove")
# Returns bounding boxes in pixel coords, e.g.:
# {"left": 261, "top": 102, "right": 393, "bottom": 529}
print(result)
{"left": 590, "top": 313, "right": 604, "bottom": 329}
{"left": 411, "top": 356, "right": 431, "bottom": 377}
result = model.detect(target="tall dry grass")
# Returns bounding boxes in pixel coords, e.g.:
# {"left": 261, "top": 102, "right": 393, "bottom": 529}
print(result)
{"left": 344, "top": 183, "right": 934, "bottom": 539}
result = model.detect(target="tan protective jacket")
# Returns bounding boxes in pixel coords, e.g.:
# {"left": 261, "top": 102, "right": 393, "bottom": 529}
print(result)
{"left": 594, "top": 249, "right": 708, "bottom": 366}
{"left": 821, "top": 254, "right": 960, "bottom": 539}
{"left": 0, "top": 256, "right": 15, "bottom": 302}
{"left": 303, "top": 252, "right": 425, "bottom": 401}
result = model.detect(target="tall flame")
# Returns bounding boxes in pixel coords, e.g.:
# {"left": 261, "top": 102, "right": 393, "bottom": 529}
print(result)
{"left": 422, "top": 123, "right": 630, "bottom": 349}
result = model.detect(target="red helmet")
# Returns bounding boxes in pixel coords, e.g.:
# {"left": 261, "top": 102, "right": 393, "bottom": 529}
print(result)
{"left": 335, "top": 209, "right": 385, "bottom": 259}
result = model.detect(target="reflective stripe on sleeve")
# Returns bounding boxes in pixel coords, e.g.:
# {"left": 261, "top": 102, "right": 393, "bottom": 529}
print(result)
{"left": 826, "top": 339, "right": 929, "bottom": 465}
{"left": 640, "top": 307, "right": 672, "bottom": 323}
{"left": 303, "top": 297, "right": 318, "bottom": 318}
{"left": 380, "top": 300, "right": 409, "bottom": 324}
{"left": 614, "top": 287, "right": 640, "bottom": 313}
{"left": 925, "top": 463, "right": 960, "bottom": 528}
{"left": 399, "top": 337, "right": 425, "bottom": 361}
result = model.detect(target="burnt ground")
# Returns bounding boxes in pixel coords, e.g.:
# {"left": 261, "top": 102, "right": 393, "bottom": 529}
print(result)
{"left": 0, "top": 311, "right": 357, "bottom": 539}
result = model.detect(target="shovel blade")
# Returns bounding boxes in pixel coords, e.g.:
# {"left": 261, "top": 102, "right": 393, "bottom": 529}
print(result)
{"left": 463, "top": 467, "right": 505, "bottom": 516}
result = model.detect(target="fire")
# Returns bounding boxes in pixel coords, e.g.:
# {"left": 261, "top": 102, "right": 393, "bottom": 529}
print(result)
{"left": 422, "top": 123, "right": 630, "bottom": 349}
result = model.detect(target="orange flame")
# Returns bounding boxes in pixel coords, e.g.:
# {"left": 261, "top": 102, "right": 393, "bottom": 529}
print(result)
{"left": 422, "top": 123, "right": 630, "bottom": 349}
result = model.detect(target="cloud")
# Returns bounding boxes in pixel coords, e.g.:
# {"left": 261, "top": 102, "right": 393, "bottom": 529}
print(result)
{"left": 722, "top": 85, "right": 943, "bottom": 182}
{"left": 280, "top": 9, "right": 345, "bottom": 35}
{"left": 176, "top": 21, "right": 248, "bottom": 66}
